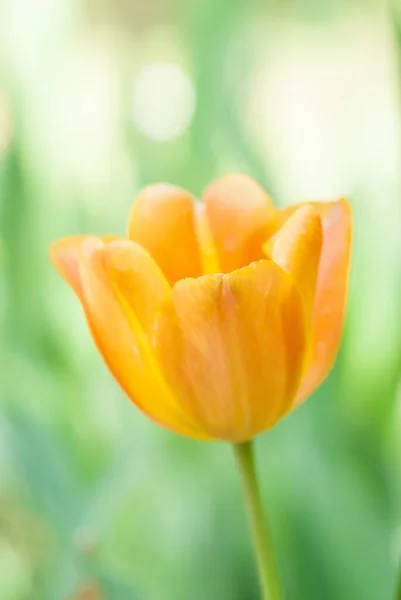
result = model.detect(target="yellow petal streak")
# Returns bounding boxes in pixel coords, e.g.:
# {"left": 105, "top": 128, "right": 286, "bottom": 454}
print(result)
{"left": 153, "top": 260, "right": 306, "bottom": 441}
{"left": 103, "top": 240, "right": 170, "bottom": 335}
{"left": 203, "top": 173, "right": 277, "bottom": 273}
{"left": 194, "top": 203, "right": 220, "bottom": 274}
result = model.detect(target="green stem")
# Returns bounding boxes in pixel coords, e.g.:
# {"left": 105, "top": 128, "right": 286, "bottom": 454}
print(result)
{"left": 233, "top": 441, "right": 284, "bottom": 600}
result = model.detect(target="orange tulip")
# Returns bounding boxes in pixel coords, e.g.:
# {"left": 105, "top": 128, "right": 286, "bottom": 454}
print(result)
{"left": 50, "top": 174, "right": 351, "bottom": 442}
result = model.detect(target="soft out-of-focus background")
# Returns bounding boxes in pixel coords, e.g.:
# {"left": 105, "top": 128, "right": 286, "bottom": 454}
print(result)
{"left": 1, "top": 0, "right": 401, "bottom": 598}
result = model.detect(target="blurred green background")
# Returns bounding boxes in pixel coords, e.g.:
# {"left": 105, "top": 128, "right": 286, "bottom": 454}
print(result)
{"left": 1, "top": 0, "right": 401, "bottom": 598}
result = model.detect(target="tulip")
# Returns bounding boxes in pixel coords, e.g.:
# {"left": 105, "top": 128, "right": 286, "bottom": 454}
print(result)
{"left": 50, "top": 173, "right": 351, "bottom": 599}
{"left": 50, "top": 173, "right": 351, "bottom": 441}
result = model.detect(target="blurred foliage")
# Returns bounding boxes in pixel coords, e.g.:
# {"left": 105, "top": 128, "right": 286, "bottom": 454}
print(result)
{"left": 1, "top": 0, "right": 401, "bottom": 598}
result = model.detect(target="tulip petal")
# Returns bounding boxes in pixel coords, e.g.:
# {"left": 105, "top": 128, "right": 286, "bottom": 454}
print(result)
{"left": 203, "top": 173, "right": 277, "bottom": 273}
{"left": 128, "top": 184, "right": 203, "bottom": 284}
{"left": 153, "top": 260, "right": 306, "bottom": 441}
{"left": 49, "top": 234, "right": 119, "bottom": 296}
{"left": 267, "top": 204, "right": 323, "bottom": 331}
{"left": 279, "top": 199, "right": 352, "bottom": 405}
{"left": 53, "top": 236, "right": 208, "bottom": 438}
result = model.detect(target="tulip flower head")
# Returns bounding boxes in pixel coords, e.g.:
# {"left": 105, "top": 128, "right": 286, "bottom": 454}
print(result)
{"left": 50, "top": 174, "right": 351, "bottom": 442}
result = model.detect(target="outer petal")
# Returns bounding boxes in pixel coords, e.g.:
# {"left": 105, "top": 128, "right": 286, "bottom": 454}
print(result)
{"left": 128, "top": 184, "right": 203, "bottom": 284}
{"left": 52, "top": 236, "right": 208, "bottom": 438}
{"left": 266, "top": 204, "right": 323, "bottom": 331}
{"left": 203, "top": 173, "right": 277, "bottom": 273}
{"left": 279, "top": 199, "right": 352, "bottom": 405}
{"left": 152, "top": 260, "right": 306, "bottom": 441}
{"left": 103, "top": 240, "right": 170, "bottom": 335}
{"left": 49, "top": 234, "right": 119, "bottom": 296}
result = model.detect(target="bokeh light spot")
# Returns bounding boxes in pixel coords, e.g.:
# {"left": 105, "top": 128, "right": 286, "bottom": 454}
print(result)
{"left": 131, "top": 62, "right": 195, "bottom": 141}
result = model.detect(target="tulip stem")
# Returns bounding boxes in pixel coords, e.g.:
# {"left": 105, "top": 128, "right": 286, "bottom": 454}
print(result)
{"left": 233, "top": 441, "right": 284, "bottom": 600}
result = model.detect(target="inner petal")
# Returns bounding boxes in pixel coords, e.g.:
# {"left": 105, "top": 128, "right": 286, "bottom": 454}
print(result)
{"left": 128, "top": 184, "right": 203, "bottom": 284}
{"left": 202, "top": 173, "right": 277, "bottom": 273}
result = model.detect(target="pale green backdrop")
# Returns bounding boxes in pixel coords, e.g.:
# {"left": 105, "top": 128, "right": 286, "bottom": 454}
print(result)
{"left": 1, "top": 0, "right": 401, "bottom": 598}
